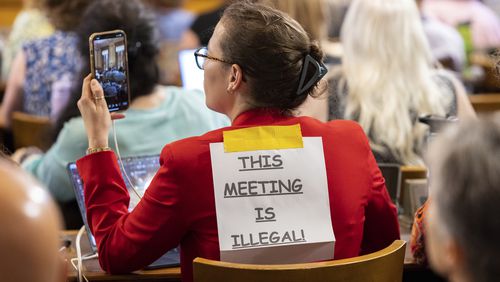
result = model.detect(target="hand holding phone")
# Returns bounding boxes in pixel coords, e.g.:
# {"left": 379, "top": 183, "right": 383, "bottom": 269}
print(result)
{"left": 77, "top": 75, "right": 126, "bottom": 150}
{"left": 89, "top": 30, "right": 130, "bottom": 112}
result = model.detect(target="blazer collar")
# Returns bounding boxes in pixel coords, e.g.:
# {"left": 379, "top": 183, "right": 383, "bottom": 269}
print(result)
{"left": 232, "top": 108, "right": 290, "bottom": 127}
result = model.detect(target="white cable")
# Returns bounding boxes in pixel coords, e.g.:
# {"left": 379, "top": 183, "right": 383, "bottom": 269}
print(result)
{"left": 71, "top": 226, "right": 99, "bottom": 282}
{"left": 75, "top": 226, "right": 87, "bottom": 282}
{"left": 112, "top": 119, "right": 142, "bottom": 199}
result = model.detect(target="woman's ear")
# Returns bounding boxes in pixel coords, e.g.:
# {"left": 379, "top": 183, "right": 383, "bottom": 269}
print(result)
{"left": 227, "top": 64, "right": 244, "bottom": 94}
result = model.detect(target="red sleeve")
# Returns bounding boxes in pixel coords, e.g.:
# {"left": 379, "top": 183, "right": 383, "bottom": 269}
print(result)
{"left": 360, "top": 149, "right": 401, "bottom": 254}
{"left": 76, "top": 148, "right": 186, "bottom": 273}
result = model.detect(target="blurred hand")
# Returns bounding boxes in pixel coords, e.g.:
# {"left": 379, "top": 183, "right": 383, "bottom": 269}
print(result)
{"left": 77, "top": 75, "right": 125, "bottom": 149}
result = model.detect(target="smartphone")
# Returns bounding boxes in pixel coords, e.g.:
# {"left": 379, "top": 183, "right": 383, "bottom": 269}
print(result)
{"left": 89, "top": 30, "right": 130, "bottom": 112}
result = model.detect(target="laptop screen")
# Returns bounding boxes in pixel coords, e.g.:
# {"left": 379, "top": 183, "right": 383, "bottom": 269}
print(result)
{"left": 377, "top": 163, "right": 401, "bottom": 205}
{"left": 67, "top": 154, "right": 160, "bottom": 251}
{"left": 178, "top": 48, "right": 204, "bottom": 92}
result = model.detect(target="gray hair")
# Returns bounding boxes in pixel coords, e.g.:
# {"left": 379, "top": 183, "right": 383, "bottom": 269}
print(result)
{"left": 428, "top": 114, "right": 500, "bottom": 282}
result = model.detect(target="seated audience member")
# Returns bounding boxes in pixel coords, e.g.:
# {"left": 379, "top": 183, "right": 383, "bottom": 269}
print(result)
{"left": 76, "top": 2, "right": 399, "bottom": 282}
{"left": 258, "top": 0, "right": 330, "bottom": 121}
{"left": 325, "top": 0, "right": 350, "bottom": 39}
{"left": 16, "top": 0, "right": 228, "bottom": 205}
{"left": 259, "top": 0, "right": 327, "bottom": 42}
{"left": 422, "top": 0, "right": 500, "bottom": 51}
{"left": 0, "top": 158, "right": 64, "bottom": 282}
{"left": 416, "top": 0, "right": 466, "bottom": 73}
{"left": 145, "top": 0, "right": 195, "bottom": 85}
{"left": 328, "top": 0, "right": 476, "bottom": 165}
{"left": 147, "top": 0, "right": 194, "bottom": 43}
{"left": 425, "top": 115, "right": 500, "bottom": 282}
{"left": 1, "top": 0, "right": 54, "bottom": 83}
{"left": 179, "top": 0, "right": 232, "bottom": 49}
{"left": 0, "top": 0, "right": 94, "bottom": 129}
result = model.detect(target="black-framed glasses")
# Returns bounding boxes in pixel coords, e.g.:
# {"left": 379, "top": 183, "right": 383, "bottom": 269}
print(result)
{"left": 194, "top": 47, "right": 232, "bottom": 70}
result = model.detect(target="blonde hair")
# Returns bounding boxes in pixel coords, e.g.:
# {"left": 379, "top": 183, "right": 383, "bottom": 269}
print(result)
{"left": 340, "top": 0, "right": 452, "bottom": 165}
{"left": 258, "top": 0, "right": 327, "bottom": 41}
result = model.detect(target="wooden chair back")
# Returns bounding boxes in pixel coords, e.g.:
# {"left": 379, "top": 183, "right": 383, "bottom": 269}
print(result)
{"left": 12, "top": 111, "right": 52, "bottom": 151}
{"left": 398, "top": 166, "right": 427, "bottom": 211}
{"left": 469, "top": 94, "right": 500, "bottom": 114}
{"left": 193, "top": 240, "right": 406, "bottom": 282}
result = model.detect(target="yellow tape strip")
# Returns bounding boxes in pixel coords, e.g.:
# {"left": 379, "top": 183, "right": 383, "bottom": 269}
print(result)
{"left": 223, "top": 124, "right": 303, "bottom": 152}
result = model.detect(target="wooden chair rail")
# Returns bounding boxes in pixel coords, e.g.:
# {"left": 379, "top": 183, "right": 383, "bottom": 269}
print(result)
{"left": 469, "top": 94, "right": 500, "bottom": 114}
{"left": 193, "top": 240, "right": 406, "bottom": 282}
{"left": 11, "top": 111, "right": 52, "bottom": 151}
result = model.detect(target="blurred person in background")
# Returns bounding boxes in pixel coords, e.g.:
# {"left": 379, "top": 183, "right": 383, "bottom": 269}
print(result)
{"left": 148, "top": 0, "right": 194, "bottom": 43}
{"left": 258, "top": 0, "right": 330, "bottom": 121}
{"left": 13, "top": 0, "right": 228, "bottom": 228}
{"left": 259, "top": 0, "right": 327, "bottom": 42}
{"left": 416, "top": 0, "right": 466, "bottom": 73}
{"left": 422, "top": 0, "right": 500, "bottom": 51}
{"left": 179, "top": 0, "right": 233, "bottom": 50}
{"left": 1, "top": 0, "right": 54, "bottom": 84}
{"left": 325, "top": 0, "right": 351, "bottom": 39}
{"left": 328, "top": 0, "right": 475, "bottom": 165}
{"left": 145, "top": 0, "right": 194, "bottom": 85}
{"left": 0, "top": 157, "right": 65, "bottom": 282}
{"left": 0, "top": 0, "right": 93, "bottom": 130}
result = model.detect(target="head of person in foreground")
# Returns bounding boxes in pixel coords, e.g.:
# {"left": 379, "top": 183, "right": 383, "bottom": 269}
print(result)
{"left": 426, "top": 114, "right": 500, "bottom": 282}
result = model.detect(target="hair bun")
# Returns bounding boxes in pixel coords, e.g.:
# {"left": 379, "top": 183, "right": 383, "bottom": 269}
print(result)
{"left": 309, "top": 41, "right": 324, "bottom": 64}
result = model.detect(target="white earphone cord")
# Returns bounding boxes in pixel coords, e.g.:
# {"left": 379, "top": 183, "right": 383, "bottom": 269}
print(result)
{"left": 71, "top": 226, "right": 97, "bottom": 282}
{"left": 112, "top": 119, "right": 142, "bottom": 199}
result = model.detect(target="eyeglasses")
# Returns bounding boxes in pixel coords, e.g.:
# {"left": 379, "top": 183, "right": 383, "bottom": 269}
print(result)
{"left": 194, "top": 47, "right": 232, "bottom": 70}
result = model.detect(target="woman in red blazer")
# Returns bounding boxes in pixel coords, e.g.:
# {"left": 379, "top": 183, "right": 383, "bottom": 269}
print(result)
{"left": 76, "top": 2, "right": 400, "bottom": 282}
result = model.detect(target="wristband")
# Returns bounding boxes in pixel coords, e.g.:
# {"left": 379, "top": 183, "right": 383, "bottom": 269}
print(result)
{"left": 86, "top": 147, "right": 112, "bottom": 155}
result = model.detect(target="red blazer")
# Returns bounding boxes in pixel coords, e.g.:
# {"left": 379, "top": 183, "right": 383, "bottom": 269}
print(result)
{"left": 77, "top": 108, "right": 399, "bottom": 282}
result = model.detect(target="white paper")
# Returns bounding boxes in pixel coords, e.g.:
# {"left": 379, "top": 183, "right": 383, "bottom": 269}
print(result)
{"left": 210, "top": 137, "right": 335, "bottom": 264}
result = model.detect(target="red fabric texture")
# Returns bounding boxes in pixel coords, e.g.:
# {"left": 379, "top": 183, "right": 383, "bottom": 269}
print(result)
{"left": 76, "top": 108, "right": 400, "bottom": 282}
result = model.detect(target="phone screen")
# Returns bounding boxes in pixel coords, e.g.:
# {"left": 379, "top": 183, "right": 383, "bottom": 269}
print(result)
{"left": 90, "top": 30, "right": 130, "bottom": 112}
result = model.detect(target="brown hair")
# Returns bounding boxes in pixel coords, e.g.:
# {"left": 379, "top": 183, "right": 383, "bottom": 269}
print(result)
{"left": 258, "top": 0, "right": 327, "bottom": 41}
{"left": 219, "top": 1, "right": 325, "bottom": 112}
{"left": 41, "top": 0, "right": 94, "bottom": 31}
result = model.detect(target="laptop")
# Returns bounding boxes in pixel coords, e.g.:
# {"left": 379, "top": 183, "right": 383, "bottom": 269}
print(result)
{"left": 67, "top": 154, "right": 180, "bottom": 269}
{"left": 178, "top": 48, "right": 204, "bottom": 92}
{"left": 378, "top": 163, "right": 402, "bottom": 209}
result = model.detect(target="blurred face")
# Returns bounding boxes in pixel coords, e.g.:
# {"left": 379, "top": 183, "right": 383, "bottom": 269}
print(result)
{"left": 426, "top": 200, "right": 448, "bottom": 275}
{"left": 203, "top": 22, "right": 234, "bottom": 115}
{"left": 426, "top": 193, "right": 464, "bottom": 281}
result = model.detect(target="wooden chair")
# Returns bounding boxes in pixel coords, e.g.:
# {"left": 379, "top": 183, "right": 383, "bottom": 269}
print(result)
{"left": 469, "top": 53, "right": 500, "bottom": 93}
{"left": 469, "top": 94, "right": 500, "bottom": 114}
{"left": 11, "top": 111, "right": 52, "bottom": 151}
{"left": 193, "top": 240, "right": 406, "bottom": 282}
{"left": 398, "top": 166, "right": 427, "bottom": 214}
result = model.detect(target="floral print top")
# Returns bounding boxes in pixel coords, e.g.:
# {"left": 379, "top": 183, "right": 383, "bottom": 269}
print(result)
{"left": 410, "top": 199, "right": 429, "bottom": 265}
{"left": 22, "top": 31, "right": 81, "bottom": 118}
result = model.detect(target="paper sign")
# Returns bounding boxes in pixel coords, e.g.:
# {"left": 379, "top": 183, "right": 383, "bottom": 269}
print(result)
{"left": 210, "top": 137, "right": 335, "bottom": 264}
